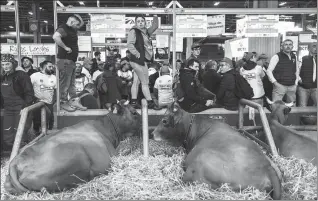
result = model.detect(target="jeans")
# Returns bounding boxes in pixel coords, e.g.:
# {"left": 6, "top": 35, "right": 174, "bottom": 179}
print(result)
{"left": 33, "top": 103, "right": 54, "bottom": 132}
{"left": 297, "top": 86, "right": 317, "bottom": 107}
{"left": 57, "top": 58, "right": 76, "bottom": 102}
{"left": 130, "top": 61, "right": 152, "bottom": 101}
{"left": 272, "top": 83, "right": 297, "bottom": 103}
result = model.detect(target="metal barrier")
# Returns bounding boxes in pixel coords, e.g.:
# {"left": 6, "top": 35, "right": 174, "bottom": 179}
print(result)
{"left": 9, "top": 102, "right": 48, "bottom": 164}
{"left": 141, "top": 99, "right": 149, "bottom": 157}
{"left": 238, "top": 99, "right": 278, "bottom": 156}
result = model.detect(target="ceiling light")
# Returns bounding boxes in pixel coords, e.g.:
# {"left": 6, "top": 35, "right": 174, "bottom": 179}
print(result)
{"left": 214, "top": 2, "right": 220, "bottom": 6}
{"left": 28, "top": 11, "right": 33, "bottom": 15}
{"left": 148, "top": 1, "right": 154, "bottom": 6}
{"left": 78, "top": 1, "right": 85, "bottom": 5}
{"left": 39, "top": 7, "right": 43, "bottom": 10}
{"left": 43, "top": 20, "right": 48, "bottom": 23}
{"left": 9, "top": 26, "right": 14, "bottom": 28}
{"left": 279, "top": 2, "right": 287, "bottom": 6}
{"left": 309, "top": 13, "right": 316, "bottom": 16}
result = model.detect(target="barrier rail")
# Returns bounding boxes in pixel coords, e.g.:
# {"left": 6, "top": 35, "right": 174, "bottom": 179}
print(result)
{"left": 9, "top": 102, "right": 47, "bottom": 164}
{"left": 141, "top": 99, "right": 149, "bottom": 157}
{"left": 238, "top": 99, "right": 278, "bottom": 156}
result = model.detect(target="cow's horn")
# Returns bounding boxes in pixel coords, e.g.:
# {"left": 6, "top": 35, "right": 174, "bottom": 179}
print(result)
{"left": 265, "top": 97, "right": 274, "bottom": 105}
{"left": 285, "top": 102, "right": 294, "bottom": 107}
{"left": 116, "top": 99, "right": 120, "bottom": 104}
{"left": 124, "top": 100, "right": 129, "bottom": 105}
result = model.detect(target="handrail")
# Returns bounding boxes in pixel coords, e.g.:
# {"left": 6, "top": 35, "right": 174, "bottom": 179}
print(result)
{"left": 238, "top": 99, "right": 278, "bottom": 156}
{"left": 8, "top": 102, "right": 47, "bottom": 164}
{"left": 141, "top": 99, "right": 149, "bottom": 157}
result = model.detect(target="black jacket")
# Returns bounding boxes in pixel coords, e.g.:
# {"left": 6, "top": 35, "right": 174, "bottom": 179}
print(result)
{"left": 179, "top": 68, "right": 207, "bottom": 110}
{"left": 217, "top": 69, "right": 239, "bottom": 110}
{"left": 203, "top": 69, "right": 221, "bottom": 94}
{"left": 78, "top": 90, "right": 99, "bottom": 109}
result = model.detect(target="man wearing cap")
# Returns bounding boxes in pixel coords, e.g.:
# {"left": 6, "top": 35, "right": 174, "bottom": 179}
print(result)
{"left": 21, "top": 56, "right": 38, "bottom": 76}
{"left": 153, "top": 66, "right": 174, "bottom": 109}
{"left": 266, "top": 39, "right": 300, "bottom": 103}
{"left": 217, "top": 57, "right": 240, "bottom": 111}
{"left": 53, "top": 14, "right": 85, "bottom": 112}
{"left": 185, "top": 42, "right": 205, "bottom": 82}
{"left": 1, "top": 54, "right": 35, "bottom": 153}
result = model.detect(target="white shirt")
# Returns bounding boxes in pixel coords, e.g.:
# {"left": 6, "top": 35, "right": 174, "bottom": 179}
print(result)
{"left": 30, "top": 72, "right": 57, "bottom": 104}
{"left": 81, "top": 67, "right": 92, "bottom": 83}
{"left": 118, "top": 70, "right": 133, "bottom": 80}
{"left": 92, "top": 70, "right": 103, "bottom": 82}
{"left": 154, "top": 74, "right": 174, "bottom": 106}
{"left": 240, "top": 65, "right": 265, "bottom": 99}
{"left": 75, "top": 76, "right": 89, "bottom": 94}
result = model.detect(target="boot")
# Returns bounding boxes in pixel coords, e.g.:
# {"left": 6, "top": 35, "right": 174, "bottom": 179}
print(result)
{"left": 68, "top": 98, "right": 87, "bottom": 111}
{"left": 130, "top": 99, "right": 141, "bottom": 109}
{"left": 60, "top": 102, "right": 76, "bottom": 112}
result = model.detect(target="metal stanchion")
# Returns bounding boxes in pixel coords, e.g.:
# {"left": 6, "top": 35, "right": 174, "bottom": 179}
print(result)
{"left": 141, "top": 99, "right": 149, "bottom": 157}
{"left": 41, "top": 107, "right": 47, "bottom": 135}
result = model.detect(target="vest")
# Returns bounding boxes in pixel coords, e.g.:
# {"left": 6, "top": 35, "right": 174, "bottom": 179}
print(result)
{"left": 273, "top": 51, "right": 297, "bottom": 86}
{"left": 129, "top": 28, "right": 146, "bottom": 66}
{"left": 299, "top": 55, "right": 317, "bottom": 89}
{"left": 56, "top": 24, "right": 79, "bottom": 62}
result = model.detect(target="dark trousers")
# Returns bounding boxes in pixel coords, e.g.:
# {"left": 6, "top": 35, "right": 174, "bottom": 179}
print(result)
{"left": 33, "top": 103, "right": 54, "bottom": 132}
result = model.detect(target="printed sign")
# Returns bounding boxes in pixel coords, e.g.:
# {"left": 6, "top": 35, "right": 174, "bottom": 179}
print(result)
{"left": 298, "top": 45, "right": 309, "bottom": 62}
{"left": 156, "top": 34, "right": 169, "bottom": 48}
{"left": 207, "top": 15, "right": 225, "bottom": 36}
{"left": 90, "top": 14, "right": 126, "bottom": 38}
{"left": 1, "top": 44, "right": 56, "bottom": 55}
{"left": 125, "top": 17, "right": 161, "bottom": 29}
{"left": 237, "top": 15, "right": 279, "bottom": 37}
{"left": 78, "top": 36, "right": 92, "bottom": 51}
{"left": 230, "top": 38, "right": 248, "bottom": 58}
{"left": 176, "top": 15, "right": 207, "bottom": 37}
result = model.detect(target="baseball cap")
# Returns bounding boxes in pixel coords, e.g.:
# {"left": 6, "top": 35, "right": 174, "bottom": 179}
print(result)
{"left": 191, "top": 42, "right": 201, "bottom": 49}
{"left": 94, "top": 51, "right": 101, "bottom": 56}
{"left": 220, "top": 57, "right": 233, "bottom": 68}
{"left": 21, "top": 56, "right": 34, "bottom": 64}
{"left": 245, "top": 52, "right": 257, "bottom": 61}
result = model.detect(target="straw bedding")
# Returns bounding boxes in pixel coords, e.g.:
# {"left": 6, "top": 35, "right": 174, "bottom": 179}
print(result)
{"left": 1, "top": 136, "right": 317, "bottom": 200}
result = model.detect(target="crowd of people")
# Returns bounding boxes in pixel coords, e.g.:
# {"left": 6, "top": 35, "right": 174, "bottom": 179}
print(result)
{"left": 0, "top": 14, "right": 317, "bottom": 154}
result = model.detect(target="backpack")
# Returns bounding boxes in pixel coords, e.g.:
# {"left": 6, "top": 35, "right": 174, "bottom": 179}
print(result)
{"left": 233, "top": 72, "right": 254, "bottom": 99}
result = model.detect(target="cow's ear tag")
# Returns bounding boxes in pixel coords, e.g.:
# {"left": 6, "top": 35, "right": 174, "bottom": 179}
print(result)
{"left": 113, "top": 107, "right": 118, "bottom": 114}
{"left": 173, "top": 107, "right": 178, "bottom": 112}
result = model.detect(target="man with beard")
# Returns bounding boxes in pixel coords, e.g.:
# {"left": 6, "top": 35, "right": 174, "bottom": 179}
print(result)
{"left": 30, "top": 61, "right": 56, "bottom": 134}
{"left": 21, "top": 56, "right": 38, "bottom": 76}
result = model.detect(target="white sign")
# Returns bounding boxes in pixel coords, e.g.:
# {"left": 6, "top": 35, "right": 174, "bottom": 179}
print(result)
{"left": 285, "top": 36, "right": 299, "bottom": 51}
{"left": 176, "top": 15, "right": 207, "bottom": 37}
{"left": 125, "top": 17, "right": 161, "bottom": 29}
{"left": 78, "top": 36, "right": 92, "bottom": 51}
{"left": 170, "top": 36, "right": 183, "bottom": 52}
{"left": 298, "top": 45, "right": 309, "bottom": 62}
{"left": 299, "top": 34, "right": 317, "bottom": 43}
{"left": 207, "top": 15, "right": 225, "bottom": 36}
{"left": 1, "top": 44, "right": 56, "bottom": 55}
{"left": 91, "top": 14, "right": 126, "bottom": 38}
{"left": 237, "top": 15, "right": 279, "bottom": 37}
{"left": 230, "top": 38, "right": 248, "bottom": 58}
{"left": 156, "top": 35, "right": 169, "bottom": 48}
{"left": 236, "top": 18, "right": 247, "bottom": 37}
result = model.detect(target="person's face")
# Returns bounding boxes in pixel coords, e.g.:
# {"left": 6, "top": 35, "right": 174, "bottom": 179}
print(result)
{"left": 98, "top": 63, "right": 104, "bottom": 71}
{"left": 309, "top": 44, "right": 317, "bottom": 55}
{"left": 126, "top": 52, "right": 131, "bottom": 58}
{"left": 115, "top": 63, "right": 121, "bottom": 71}
{"left": 75, "top": 65, "right": 83, "bottom": 74}
{"left": 84, "top": 61, "right": 93, "bottom": 70}
{"left": 281, "top": 41, "right": 293, "bottom": 53}
{"left": 96, "top": 54, "right": 101, "bottom": 59}
{"left": 43, "top": 62, "right": 55, "bottom": 75}
{"left": 71, "top": 19, "right": 81, "bottom": 30}
{"left": 136, "top": 17, "right": 146, "bottom": 29}
{"left": 189, "top": 61, "right": 200, "bottom": 71}
{"left": 219, "top": 62, "right": 231, "bottom": 74}
{"left": 176, "top": 61, "right": 182, "bottom": 70}
{"left": 121, "top": 60, "right": 130, "bottom": 72}
{"left": 23, "top": 59, "right": 32, "bottom": 68}
{"left": 211, "top": 62, "right": 218, "bottom": 71}
{"left": 192, "top": 47, "right": 201, "bottom": 57}
{"left": 1, "top": 62, "right": 13, "bottom": 73}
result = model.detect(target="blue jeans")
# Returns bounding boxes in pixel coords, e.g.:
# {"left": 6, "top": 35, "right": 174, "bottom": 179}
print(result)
{"left": 297, "top": 86, "right": 317, "bottom": 107}
{"left": 57, "top": 59, "right": 76, "bottom": 102}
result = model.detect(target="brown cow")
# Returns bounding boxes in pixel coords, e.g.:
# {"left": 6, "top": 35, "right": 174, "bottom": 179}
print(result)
{"left": 263, "top": 98, "right": 317, "bottom": 165}
{"left": 4, "top": 100, "right": 141, "bottom": 194}
{"left": 152, "top": 102, "right": 281, "bottom": 200}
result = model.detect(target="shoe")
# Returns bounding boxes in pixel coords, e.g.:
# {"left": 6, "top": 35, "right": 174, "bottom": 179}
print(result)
{"left": 153, "top": 105, "right": 162, "bottom": 110}
{"left": 131, "top": 101, "right": 141, "bottom": 109}
{"left": 60, "top": 102, "right": 76, "bottom": 112}
{"left": 68, "top": 98, "right": 87, "bottom": 111}
{"left": 147, "top": 100, "right": 156, "bottom": 109}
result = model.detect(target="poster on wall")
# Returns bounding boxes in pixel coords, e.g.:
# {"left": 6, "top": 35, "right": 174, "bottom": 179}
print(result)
{"left": 1, "top": 44, "right": 56, "bottom": 55}
{"left": 176, "top": 15, "right": 207, "bottom": 37}
{"left": 285, "top": 35, "right": 299, "bottom": 51}
{"left": 78, "top": 36, "right": 92, "bottom": 51}
{"left": 125, "top": 17, "right": 161, "bottom": 29}
{"left": 91, "top": 14, "right": 126, "bottom": 38}
{"left": 230, "top": 38, "right": 248, "bottom": 58}
{"left": 207, "top": 15, "right": 225, "bottom": 36}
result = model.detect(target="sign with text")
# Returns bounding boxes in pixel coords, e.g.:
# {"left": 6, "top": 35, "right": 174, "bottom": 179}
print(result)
{"left": 78, "top": 36, "right": 92, "bottom": 51}
{"left": 237, "top": 15, "right": 279, "bottom": 37}
{"left": 176, "top": 15, "right": 207, "bottom": 37}
{"left": 1, "top": 44, "right": 56, "bottom": 55}
{"left": 91, "top": 14, "right": 126, "bottom": 38}
{"left": 207, "top": 15, "right": 225, "bottom": 36}
{"left": 156, "top": 34, "right": 169, "bottom": 48}
{"left": 298, "top": 45, "right": 309, "bottom": 62}
{"left": 125, "top": 17, "right": 161, "bottom": 29}
{"left": 230, "top": 38, "right": 248, "bottom": 58}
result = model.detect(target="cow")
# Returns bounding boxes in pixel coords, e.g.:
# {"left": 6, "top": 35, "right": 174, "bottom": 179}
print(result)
{"left": 263, "top": 98, "right": 317, "bottom": 166}
{"left": 4, "top": 100, "right": 141, "bottom": 194}
{"left": 152, "top": 102, "right": 281, "bottom": 200}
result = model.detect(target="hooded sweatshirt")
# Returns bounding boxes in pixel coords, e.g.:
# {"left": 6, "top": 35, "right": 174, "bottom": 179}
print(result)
{"left": 240, "top": 60, "right": 265, "bottom": 99}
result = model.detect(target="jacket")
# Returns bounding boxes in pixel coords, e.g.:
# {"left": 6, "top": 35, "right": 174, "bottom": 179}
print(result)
{"left": 202, "top": 69, "right": 221, "bottom": 94}
{"left": 217, "top": 69, "right": 239, "bottom": 110}
{"left": 299, "top": 55, "right": 317, "bottom": 89}
{"left": 97, "top": 70, "right": 123, "bottom": 104}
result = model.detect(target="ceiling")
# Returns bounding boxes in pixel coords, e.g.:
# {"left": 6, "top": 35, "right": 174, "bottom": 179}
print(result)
{"left": 0, "top": 0, "right": 317, "bottom": 34}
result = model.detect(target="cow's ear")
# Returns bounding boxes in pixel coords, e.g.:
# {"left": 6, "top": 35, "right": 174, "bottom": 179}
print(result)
{"left": 114, "top": 104, "right": 124, "bottom": 115}
{"left": 283, "top": 107, "right": 291, "bottom": 115}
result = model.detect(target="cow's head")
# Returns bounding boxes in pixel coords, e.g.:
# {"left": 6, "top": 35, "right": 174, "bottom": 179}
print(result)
{"left": 152, "top": 102, "right": 188, "bottom": 146}
{"left": 112, "top": 100, "right": 141, "bottom": 139}
{"left": 266, "top": 97, "right": 293, "bottom": 124}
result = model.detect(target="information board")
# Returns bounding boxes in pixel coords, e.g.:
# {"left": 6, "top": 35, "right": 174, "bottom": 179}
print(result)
{"left": 176, "top": 15, "right": 207, "bottom": 37}
{"left": 1, "top": 44, "right": 56, "bottom": 55}
{"left": 91, "top": 14, "right": 126, "bottom": 38}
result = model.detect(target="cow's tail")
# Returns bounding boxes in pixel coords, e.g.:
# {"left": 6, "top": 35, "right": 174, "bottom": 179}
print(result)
{"left": 267, "top": 165, "right": 282, "bottom": 200}
{"left": 5, "top": 159, "right": 29, "bottom": 194}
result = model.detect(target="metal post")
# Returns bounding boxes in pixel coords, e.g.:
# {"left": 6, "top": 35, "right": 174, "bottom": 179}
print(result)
{"left": 141, "top": 99, "right": 149, "bottom": 157}
{"left": 53, "top": 1, "right": 60, "bottom": 115}
{"left": 41, "top": 107, "right": 47, "bottom": 135}
{"left": 172, "top": 1, "right": 176, "bottom": 78}
{"left": 14, "top": 0, "right": 21, "bottom": 67}
{"left": 238, "top": 103, "right": 244, "bottom": 129}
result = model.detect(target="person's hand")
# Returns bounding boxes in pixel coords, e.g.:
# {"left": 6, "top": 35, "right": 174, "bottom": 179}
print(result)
{"left": 135, "top": 52, "right": 140, "bottom": 59}
{"left": 205, "top": 99, "right": 214, "bottom": 107}
{"left": 64, "top": 47, "right": 72, "bottom": 53}
{"left": 273, "top": 81, "right": 282, "bottom": 88}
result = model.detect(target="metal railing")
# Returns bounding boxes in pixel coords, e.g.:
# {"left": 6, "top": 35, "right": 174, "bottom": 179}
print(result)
{"left": 9, "top": 102, "right": 48, "bottom": 164}
{"left": 141, "top": 99, "right": 149, "bottom": 157}
{"left": 238, "top": 99, "right": 278, "bottom": 156}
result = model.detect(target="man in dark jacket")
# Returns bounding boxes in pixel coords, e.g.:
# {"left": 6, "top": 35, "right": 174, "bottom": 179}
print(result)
{"left": 77, "top": 83, "right": 99, "bottom": 109}
{"left": 297, "top": 43, "right": 317, "bottom": 106}
{"left": 217, "top": 57, "right": 240, "bottom": 111}
{"left": 1, "top": 54, "right": 35, "bottom": 153}
{"left": 179, "top": 58, "right": 215, "bottom": 113}
{"left": 185, "top": 43, "right": 205, "bottom": 83}
{"left": 203, "top": 60, "right": 221, "bottom": 95}
{"left": 21, "top": 56, "right": 38, "bottom": 76}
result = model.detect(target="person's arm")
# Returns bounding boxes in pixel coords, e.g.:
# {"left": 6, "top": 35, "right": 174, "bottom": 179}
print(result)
{"left": 181, "top": 76, "right": 207, "bottom": 105}
{"left": 147, "top": 15, "right": 159, "bottom": 35}
{"left": 127, "top": 29, "right": 140, "bottom": 58}
{"left": 266, "top": 54, "right": 279, "bottom": 83}
{"left": 52, "top": 28, "right": 72, "bottom": 53}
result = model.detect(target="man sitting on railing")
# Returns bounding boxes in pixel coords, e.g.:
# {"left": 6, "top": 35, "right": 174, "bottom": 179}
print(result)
{"left": 1, "top": 54, "right": 35, "bottom": 154}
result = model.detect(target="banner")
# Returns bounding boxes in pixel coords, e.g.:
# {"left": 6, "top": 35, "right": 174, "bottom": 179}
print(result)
{"left": 176, "top": 15, "right": 207, "bottom": 37}
{"left": 1, "top": 44, "right": 56, "bottom": 55}
{"left": 207, "top": 15, "right": 225, "bottom": 36}
{"left": 125, "top": 17, "right": 161, "bottom": 29}
{"left": 230, "top": 38, "right": 248, "bottom": 58}
{"left": 90, "top": 14, "right": 126, "bottom": 38}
